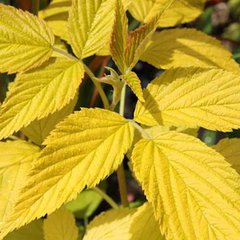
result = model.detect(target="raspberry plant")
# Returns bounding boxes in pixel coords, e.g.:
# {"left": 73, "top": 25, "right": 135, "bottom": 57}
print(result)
{"left": 1, "top": 0, "right": 240, "bottom": 239}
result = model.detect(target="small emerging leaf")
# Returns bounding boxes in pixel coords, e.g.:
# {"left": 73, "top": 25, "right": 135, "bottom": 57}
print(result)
{"left": 0, "top": 4, "right": 54, "bottom": 73}
{"left": 121, "top": 72, "right": 144, "bottom": 102}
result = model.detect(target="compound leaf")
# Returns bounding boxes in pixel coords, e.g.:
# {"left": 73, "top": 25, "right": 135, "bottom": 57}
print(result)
{"left": 68, "top": 0, "right": 116, "bottom": 59}
{"left": 132, "top": 130, "right": 240, "bottom": 239}
{"left": 141, "top": 29, "right": 240, "bottom": 72}
{"left": 213, "top": 138, "right": 240, "bottom": 174}
{"left": 0, "top": 4, "right": 54, "bottom": 73}
{"left": 134, "top": 67, "right": 240, "bottom": 131}
{"left": 83, "top": 208, "right": 136, "bottom": 240}
{"left": 128, "top": 0, "right": 206, "bottom": 27}
{"left": 0, "top": 141, "right": 40, "bottom": 227}
{"left": 0, "top": 109, "right": 134, "bottom": 238}
{"left": 43, "top": 207, "right": 78, "bottom": 240}
{"left": 0, "top": 58, "right": 84, "bottom": 140}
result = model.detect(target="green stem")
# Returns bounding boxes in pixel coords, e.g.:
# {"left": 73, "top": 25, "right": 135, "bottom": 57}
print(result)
{"left": 32, "top": 0, "right": 40, "bottom": 15}
{"left": 83, "top": 64, "right": 110, "bottom": 109}
{"left": 94, "top": 187, "right": 119, "bottom": 209}
{"left": 52, "top": 47, "right": 110, "bottom": 109}
{"left": 119, "top": 84, "right": 126, "bottom": 116}
{"left": 117, "top": 84, "right": 129, "bottom": 207}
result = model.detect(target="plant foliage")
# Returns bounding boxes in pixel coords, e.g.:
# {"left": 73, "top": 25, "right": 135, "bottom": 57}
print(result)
{"left": 0, "top": 0, "right": 240, "bottom": 239}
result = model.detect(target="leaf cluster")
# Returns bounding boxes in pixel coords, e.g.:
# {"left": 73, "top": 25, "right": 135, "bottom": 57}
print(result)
{"left": 0, "top": 0, "right": 240, "bottom": 239}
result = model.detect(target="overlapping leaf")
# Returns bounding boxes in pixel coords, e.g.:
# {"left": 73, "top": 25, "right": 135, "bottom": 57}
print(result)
{"left": 43, "top": 208, "right": 78, "bottom": 240}
{"left": 0, "top": 141, "right": 39, "bottom": 228}
{"left": 125, "top": 17, "right": 159, "bottom": 70}
{"left": 0, "top": 4, "right": 54, "bottom": 73}
{"left": 213, "top": 138, "right": 240, "bottom": 174}
{"left": 0, "top": 109, "right": 134, "bottom": 238}
{"left": 111, "top": 0, "right": 128, "bottom": 73}
{"left": 39, "top": 0, "right": 131, "bottom": 55}
{"left": 22, "top": 96, "right": 77, "bottom": 145}
{"left": 140, "top": 29, "right": 240, "bottom": 72}
{"left": 111, "top": 0, "right": 173, "bottom": 73}
{"left": 68, "top": 0, "right": 116, "bottom": 59}
{"left": 4, "top": 220, "right": 43, "bottom": 240}
{"left": 134, "top": 67, "right": 240, "bottom": 131}
{"left": 129, "top": 203, "right": 165, "bottom": 240}
{"left": 128, "top": 0, "right": 206, "bottom": 27}
{"left": 132, "top": 130, "right": 240, "bottom": 239}
{"left": 0, "top": 58, "right": 84, "bottom": 140}
{"left": 39, "top": 0, "right": 71, "bottom": 42}
{"left": 83, "top": 208, "right": 136, "bottom": 240}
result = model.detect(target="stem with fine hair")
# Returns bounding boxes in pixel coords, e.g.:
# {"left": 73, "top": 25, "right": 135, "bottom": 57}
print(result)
{"left": 117, "top": 84, "right": 129, "bottom": 207}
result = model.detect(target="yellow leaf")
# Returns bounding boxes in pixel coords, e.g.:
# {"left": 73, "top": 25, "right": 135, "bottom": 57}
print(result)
{"left": 39, "top": 0, "right": 131, "bottom": 56}
{"left": 213, "top": 138, "right": 240, "bottom": 174}
{"left": 141, "top": 29, "right": 240, "bottom": 72}
{"left": 0, "top": 4, "right": 54, "bottom": 74}
{"left": 0, "top": 141, "right": 39, "bottom": 227}
{"left": 134, "top": 67, "right": 240, "bottom": 131}
{"left": 43, "top": 207, "right": 78, "bottom": 240}
{"left": 125, "top": 17, "right": 159, "bottom": 70}
{"left": 128, "top": 0, "right": 206, "bottom": 27}
{"left": 111, "top": 0, "right": 173, "bottom": 73}
{"left": 0, "top": 58, "right": 84, "bottom": 140}
{"left": 111, "top": 0, "right": 128, "bottom": 73}
{"left": 68, "top": 0, "right": 116, "bottom": 59}
{"left": 144, "top": 125, "right": 198, "bottom": 139}
{"left": 21, "top": 96, "right": 77, "bottom": 146}
{"left": 83, "top": 208, "right": 136, "bottom": 240}
{"left": 130, "top": 203, "right": 165, "bottom": 240}
{"left": 0, "top": 109, "right": 134, "bottom": 238}
{"left": 4, "top": 220, "right": 43, "bottom": 240}
{"left": 39, "top": 0, "right": 71, "bottom": 42}
{"left": 121, "top": 72, "right": 144, "bottom": 102}
{"left": 132, "top": 130, "right": 240, "bottom": 239}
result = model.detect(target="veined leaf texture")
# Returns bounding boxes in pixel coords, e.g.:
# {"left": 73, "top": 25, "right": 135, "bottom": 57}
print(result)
{"left": 0, "top": 0, "right": 240, "bottom": 240}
